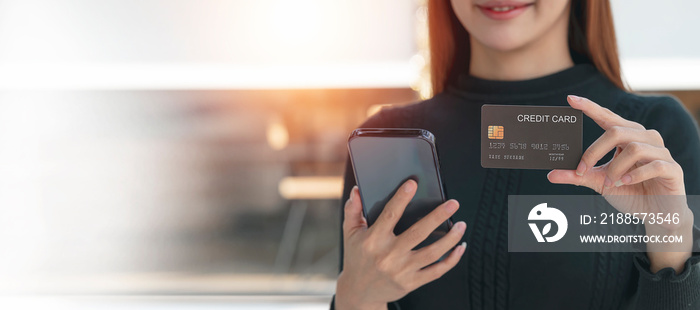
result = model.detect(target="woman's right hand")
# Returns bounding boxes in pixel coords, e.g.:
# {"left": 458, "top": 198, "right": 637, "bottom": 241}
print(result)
{"left": 334, "top": 180, "right": 467, "bottom": 310}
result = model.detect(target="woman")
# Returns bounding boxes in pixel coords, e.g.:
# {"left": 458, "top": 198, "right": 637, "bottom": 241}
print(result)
{"left": 333, "top": 0, "right": 700, "bottom": 309}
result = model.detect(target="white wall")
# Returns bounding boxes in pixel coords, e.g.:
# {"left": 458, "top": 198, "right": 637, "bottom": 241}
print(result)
{"left": 0, "top": 0, "right": 416, "bottom": 65}
{"left": 612, "top": 0, "right": 700, "bottom": 59}
{"left": 0, "top": 0, "right": 697, "bottom": 89}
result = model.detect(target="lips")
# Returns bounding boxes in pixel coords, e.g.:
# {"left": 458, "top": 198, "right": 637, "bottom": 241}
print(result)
{"left": 477, "top": 1, "right": 534, "bottom": 20}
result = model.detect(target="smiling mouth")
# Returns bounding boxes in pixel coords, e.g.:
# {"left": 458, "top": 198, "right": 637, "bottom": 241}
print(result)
{"left": 476, "top": 2, "right": 534, "bottom": 20}
{"left": 479, "top": 3, "right": 533, "bottom": 13}
{"left": 490, "top": 6, "right": 517, "bottom": 12}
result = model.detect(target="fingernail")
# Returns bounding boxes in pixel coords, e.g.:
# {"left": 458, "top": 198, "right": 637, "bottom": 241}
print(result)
{"left": 458, "top": 241, "right": 467, "bottom": 254}
{"left": 453, "top": 221, "right": 466, "bottom": 232}
{"left": 444, "top": 200, "right": 459, "bottom": 212}
{"left": 349, "top": 186, "right": 357, "bottom": 202}
{"left": 614, "top": 180, "right": 624, "bottom": 187}
{"left": 575, "top": 161, "right": 586, "bottom": 176}
{"left": 604, "top": 176, "right": 613, "bottom": 188}
{"left": 403, "top": 180, "right": 416, "bottom": 193}
{"left": 621, "top": 175, "right": 632, "bottom": 184}
{"left": 568, "top": 95, "right": 582, "bottom": 102}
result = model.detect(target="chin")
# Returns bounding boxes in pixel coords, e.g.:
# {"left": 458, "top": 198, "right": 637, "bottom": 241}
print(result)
{"left": 472, "top": 31, "right": 531, "bottom": 52}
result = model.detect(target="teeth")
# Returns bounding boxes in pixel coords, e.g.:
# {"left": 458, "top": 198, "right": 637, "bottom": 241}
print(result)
{"left": 492, "top": 6, "right": 515, "bottom": 12}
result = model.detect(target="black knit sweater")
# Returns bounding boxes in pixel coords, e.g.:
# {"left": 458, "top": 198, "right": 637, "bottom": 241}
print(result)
{"left": 333, "top": 64, "right": 700, "bottom": 309}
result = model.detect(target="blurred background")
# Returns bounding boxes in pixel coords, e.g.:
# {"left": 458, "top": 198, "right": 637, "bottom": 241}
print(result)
{"left": 0, "top": 0, "right": 699, "bottom": 308}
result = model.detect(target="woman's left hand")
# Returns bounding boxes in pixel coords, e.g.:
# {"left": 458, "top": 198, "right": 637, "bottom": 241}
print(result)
{"left": 547, "top": 95, "right": 694, "bottom": 273}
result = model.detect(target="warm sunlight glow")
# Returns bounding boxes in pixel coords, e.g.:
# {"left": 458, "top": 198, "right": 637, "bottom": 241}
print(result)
{"left": 266, "top": 119, "right": 289, "bottom": 150}
{"left": 278, "top": 176, "right": 343, "bottom": 200}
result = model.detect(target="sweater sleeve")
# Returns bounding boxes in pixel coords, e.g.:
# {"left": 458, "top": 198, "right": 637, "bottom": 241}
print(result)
{"left": 331, "top": 109, "right": 402, "bottom": 310}
{"left": 630, "top": 96, "right": 700, "bottom": 309}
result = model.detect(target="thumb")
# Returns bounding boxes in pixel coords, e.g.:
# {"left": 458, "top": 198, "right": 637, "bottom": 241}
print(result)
{"left": 343, "top": 186, "right": 367, "bottom": 235}
{"left": 547, "top": 168, "right": 606, "bottom": 193}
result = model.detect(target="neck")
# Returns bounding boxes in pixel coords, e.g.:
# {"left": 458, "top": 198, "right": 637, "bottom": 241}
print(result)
{"left": 468, "top": 15, "right": 574, "bottom": 81}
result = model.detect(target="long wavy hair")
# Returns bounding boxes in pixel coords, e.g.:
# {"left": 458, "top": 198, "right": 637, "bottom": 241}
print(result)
{"left": 427, "top": 0, "right": 625, "bottom": 94}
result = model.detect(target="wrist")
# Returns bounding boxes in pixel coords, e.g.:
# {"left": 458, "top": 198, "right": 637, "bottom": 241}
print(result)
{"left": 334, "top": 299, "right": 387, "bottom": 310}
{"left": 335, "top": 273, "right": 387, "bottom": 310}
{"left": 645, "top": 208, "right": 694, "bottom": 274}
{"left": 647, "top": 251, "right": 692, "bottom": 274}
{"left": 334, "top": 295, "right": 387, "bottom": 310}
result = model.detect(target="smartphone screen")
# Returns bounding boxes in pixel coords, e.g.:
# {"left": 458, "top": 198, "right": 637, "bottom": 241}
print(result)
{"left": 348, "top": 129, "right": 451, "bottom": 249}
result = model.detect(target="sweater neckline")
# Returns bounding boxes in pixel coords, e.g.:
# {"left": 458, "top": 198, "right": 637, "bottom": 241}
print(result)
{"left": 447, "top": 64, "right": 602, "bottom": 101}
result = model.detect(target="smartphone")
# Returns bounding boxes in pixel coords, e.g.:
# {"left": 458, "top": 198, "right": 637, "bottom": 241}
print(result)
{"left": 347, "top": 128, "right": 453, "bottom": 249}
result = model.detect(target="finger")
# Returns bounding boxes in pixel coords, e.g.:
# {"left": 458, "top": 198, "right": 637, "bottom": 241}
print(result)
{"left": 548, "top": 167, "right": 606, "bottom": 194}
{"left": 576, "top": 126, "right": 664, "bottom": 176}
{"left": 567, "top": 95, "right": 645, "bottom": 131}
{"left": 395, "top": 199, "right": 460, "bottom": 250}
{"left": 372, "top": 179, "right": 417, "bottom": 233}
{"left": 410, "top": 221, "right": 466, "bottom": 268}
{"left": 414, "top": 241, "right": 466, "bottom": 285}
{"left": 619, "top": 160, "right": 682, "bottom": 186}
{"left": 604, "top": 143, "right": 673, "bottom": 188}
{"left": 343, "top": 186, "right": 367, "bottom": 236}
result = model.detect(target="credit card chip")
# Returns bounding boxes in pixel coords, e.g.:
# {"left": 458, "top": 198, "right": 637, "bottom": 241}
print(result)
{"left": 488, "top": 125, "right": 504, "bottom": 139}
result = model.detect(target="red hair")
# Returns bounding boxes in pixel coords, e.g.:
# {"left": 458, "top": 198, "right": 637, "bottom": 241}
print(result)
{"left": 427, "top": 0, "right": 625, "bottom": 94}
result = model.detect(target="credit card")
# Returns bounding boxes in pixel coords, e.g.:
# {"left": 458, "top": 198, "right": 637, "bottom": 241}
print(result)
{"left": 481, "top": 104, "right": 583, "bottom": 169}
